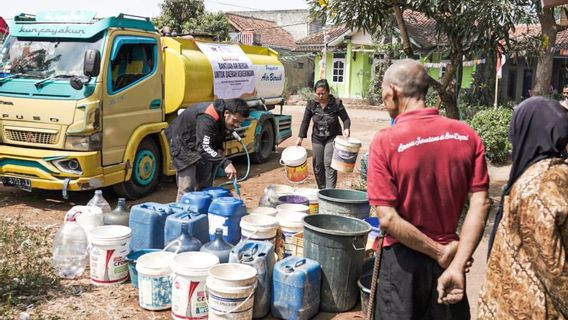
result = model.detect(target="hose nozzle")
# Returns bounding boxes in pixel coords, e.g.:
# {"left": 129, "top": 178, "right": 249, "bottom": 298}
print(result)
{"left": 231, "top": 131, "right": 242, "bottom": 142}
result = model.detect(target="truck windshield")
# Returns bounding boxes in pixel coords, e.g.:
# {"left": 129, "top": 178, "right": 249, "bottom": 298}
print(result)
{"left": 0, "top": 35, "right": 103, "bottom": 80}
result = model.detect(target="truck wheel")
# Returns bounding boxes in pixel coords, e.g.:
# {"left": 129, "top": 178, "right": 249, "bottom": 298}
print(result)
{"left": 113, "top": 138, "right": 160, "bottom": 199}
{"left": 252, "top": 121, "right": 275, "bottom": 164}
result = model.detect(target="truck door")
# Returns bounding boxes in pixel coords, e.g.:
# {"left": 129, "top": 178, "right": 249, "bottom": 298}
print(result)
{"left": 102, "top": 35, "right": 163, "bottom": 166}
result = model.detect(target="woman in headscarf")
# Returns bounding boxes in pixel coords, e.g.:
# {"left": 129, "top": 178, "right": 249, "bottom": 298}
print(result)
{"left": 478, "top": 96, "right": 568, "bottom": 319}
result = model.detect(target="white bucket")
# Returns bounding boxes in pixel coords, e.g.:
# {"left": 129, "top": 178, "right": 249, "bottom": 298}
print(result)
{"left": 240, "top": 214, "right": 279, "bottom": 243}
{"left": 280, "top": 146, "right": 308, "bottom": 183}
{"left": 89, "top": 225, "right": 131, "bottom": 286}
{"left": 171, "top": 252, "right": 220, "bottom": 320}
{"left": 136, "top": 251, "right": 175, "bottom": 310}
{"left": 294, "top": 188, "right": 319, "bottom": 214}
{"left": 265, "top": 184, "right": 295, "bottom": 196}
{"left": 66, "top": 206, "right": 103, "bottom": 243}
{"left": 331, "top": 136, "right": 362, "bottom": 173}
{"left": 207, "top": 263, "right": 257, "bottom": 320}
{"left": 248, "top": 207, "right": 278, "bottom": 217}
{"left": 276, "top": 212, "right": 306, "bottom": 257}
{"left": 276, "top": 203, "right": 310, "bottom": 215}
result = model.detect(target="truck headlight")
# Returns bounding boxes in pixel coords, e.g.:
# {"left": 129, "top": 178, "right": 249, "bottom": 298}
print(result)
{"left": 52, "top": 158, "right": 83, "bottom": 175}
{"left": 65, "top": 132, "right": 102, "bottom": 151}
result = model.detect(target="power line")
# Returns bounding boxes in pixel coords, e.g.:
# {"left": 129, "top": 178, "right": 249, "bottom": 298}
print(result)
{"left": 204, "top": 0, "right": 262, "bottom": 11}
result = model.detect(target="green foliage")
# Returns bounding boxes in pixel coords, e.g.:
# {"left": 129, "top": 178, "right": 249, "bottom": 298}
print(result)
{"left": 469, "top": 107, "right": 513, "bottom": 164}
{"left": 425, "top": 88, "right": 440, "bottom": 107}
{"left": 298, "top": 87, "right": 314, "bottom": 101}
{"left": 0, "top": 218, "right": 60, "bottom": 318}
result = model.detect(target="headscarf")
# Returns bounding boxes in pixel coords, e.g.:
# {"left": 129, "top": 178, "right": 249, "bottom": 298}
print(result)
{"left": 488, "top": 96, "right": 568, "bottom": 256}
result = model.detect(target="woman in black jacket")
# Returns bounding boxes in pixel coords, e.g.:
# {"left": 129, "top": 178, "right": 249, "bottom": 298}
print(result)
{"left": 296, "top": 79, "right": 351, "bottom": 189}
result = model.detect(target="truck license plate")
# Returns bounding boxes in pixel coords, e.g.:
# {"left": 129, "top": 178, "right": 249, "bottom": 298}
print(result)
{"left": 1, "top": 176, "right": 32, "bottom": 192}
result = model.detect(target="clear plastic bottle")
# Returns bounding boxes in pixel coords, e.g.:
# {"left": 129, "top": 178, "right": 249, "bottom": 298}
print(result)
{"left": 103, "top": 198, "right": 130, "bottom": 226}
{"left": 259, "top": 185, "right": 279, "bottom": 208}
{"left": 86, "top": 189, "right": 112, "bottom": 213}
{"left": 52, "top": 216, "right": 89, "bottom": 279}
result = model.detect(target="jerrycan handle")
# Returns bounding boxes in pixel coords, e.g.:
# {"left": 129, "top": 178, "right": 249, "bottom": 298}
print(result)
{"left": 294, "top": 259, "right": 306, "bottom": 268}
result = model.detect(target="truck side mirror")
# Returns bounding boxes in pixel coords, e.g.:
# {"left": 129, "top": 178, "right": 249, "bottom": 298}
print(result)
{"left": 84, "top": 49, "right": 101, "bottom": 77}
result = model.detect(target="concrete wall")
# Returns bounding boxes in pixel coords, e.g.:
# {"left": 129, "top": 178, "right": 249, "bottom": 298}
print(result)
{"left": 228, "top": 10, "right": 323, "bottom": 41}
{"left": 281, "top": 53, "right": 315, "bottom": 95}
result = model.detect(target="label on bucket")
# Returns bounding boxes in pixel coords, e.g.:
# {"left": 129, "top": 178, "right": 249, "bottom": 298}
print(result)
{"left": 285, "top": 162, "right": 308, "bottom": 183}
{"left": 208, "top": 290, "right": 254, "bottom": 316}
{"left": 90, "top": 243, "right": 129, "bottom": 285}
{"left": 309, "top": 203, "right": 319, "bottom": 214}
{"left": 139, "top": 274, "right": 172, "bottom": 310}
{"left": 282, "top": 230, "right": 299, "bottom": 257}
{"left": 172, "top": 277, "right": 208, "bottom": 320}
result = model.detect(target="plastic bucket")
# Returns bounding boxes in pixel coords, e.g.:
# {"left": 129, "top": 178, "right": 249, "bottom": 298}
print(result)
{"left": 126, "top": 249, "right": 161, "bottom": 288}
{"left": 276, "top": 203, "right": 310, "bottom": 215}
{"left": 280, "top": 146, "right": 308, "bottom": 183}
{"left": 207, "top": 263, "right": 258, "bottom": 319}
{"left": 276, "top": 212, "right": 306, "bottom": 257}
{"left": 331, "top": 136, "right": 362, "bottom": 173}
{"left": 89, "top": 225, "right": 132, "bottom": 286}
{"left": 171, "top": 252, "right": 220, "bottom": 319}
{"left": 318, "top": 189, "right": 370, "bottom": 219}
{"left": 278, "top": 195, "right": 309, "bottom": 207}
{"left": 295, "top": 188, "right": 319, "bottom": 214}
{"left": 240, "top": 214, "right": 279, "bottom": 243}
{"left": 248, "top": 207, "right": 278, "bottom": 217}
{"left": 358, "top": 256, "right": 375, "bottom": 318}
{"left": 136, "top": 251, "right": 175, "bottom": 310}
{"left": 303, "top": 214, "right": 371, "bottom": 312}
{"left": 364, "top": 217, "right": 380, "bottom": 250}
{"left": 266, "top": 184, "right": 295, "bottom": 196}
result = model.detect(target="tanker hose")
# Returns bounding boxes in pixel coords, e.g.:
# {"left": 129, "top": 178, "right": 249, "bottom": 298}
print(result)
{"left": 217, "top": 132, "right": 250, "bottom": 187}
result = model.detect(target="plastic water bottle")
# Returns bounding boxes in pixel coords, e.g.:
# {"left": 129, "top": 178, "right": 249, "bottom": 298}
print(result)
{"left": 86, "top": 189, "right": 112, "bottom": 213}
{"left": 52, "top": 216, "right": 89, "bottom": 279}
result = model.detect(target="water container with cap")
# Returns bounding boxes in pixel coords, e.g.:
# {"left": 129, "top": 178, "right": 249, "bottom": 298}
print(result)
{"left": 272, "top": 256, "right": 321, "bottom": 320}
{"left": 201, "top": 186, "right": 231, "bottom": 199}
{"left": 129, "top": 202, "right": 174, "bottom": 251}
{"left": 52, "top": 215, "right": 89, "bottom": 279}
{"left": 179, "top": 191, "right": 212, "bottom": 215}
{"left": 208, "top": 197, "right": 247, "bottom": 245}
{"left": 86, "top": 189, "right": 112, "bottom": 213}
{"left": 229, "top": 240, "right": 275, "bottom": 319}
{"left": 164, "top": 222, "right": 202, "bottom": 253}
{"left": 200, "top": 228, "right": 234, "bottom": 263}
{"left": 103, "top": 198, "right": 130, "bottom": 226}
{"left": 164, "top": 203, "right": 209, "bottom": 244}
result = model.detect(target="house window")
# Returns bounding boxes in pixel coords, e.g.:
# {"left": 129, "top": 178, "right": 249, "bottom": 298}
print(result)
{"left": 297, "top": 62, "right": 304, "bottom": 69}
{"left": 332, "top": 58, "right": 345, "bottom": 83}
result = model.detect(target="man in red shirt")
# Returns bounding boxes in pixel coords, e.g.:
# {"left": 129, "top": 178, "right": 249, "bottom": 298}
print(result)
{"left": 367, "top": 59, "right": 490, "bottom": 319}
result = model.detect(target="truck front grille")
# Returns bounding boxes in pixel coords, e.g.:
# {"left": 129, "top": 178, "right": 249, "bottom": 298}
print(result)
{"left": 5, "top": 129, "right": 58, "bottom": 145}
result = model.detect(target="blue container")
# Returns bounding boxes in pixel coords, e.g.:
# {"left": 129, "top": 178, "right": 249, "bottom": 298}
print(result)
{"left": 272, "top": 256, "right": 321, "bottom": 320}
{"left": 179, "top": 191, "right": 212, "bottom": 215}
{"left": 126, "top": 249, "right": 161, "bottom": 288}
{"left": 229, "top": 240, "right": 275, "bottom": 319}
{"left": 208, "top": 197, "right": 247, "bottom": 245}
{"left": 201, "top": 186, "right": 231, "bottom": 199}
{"left": 364, "top": 217, "right": 380, "bottom": 250}
{"left": 165, "top": 204, "right": 209, "bottom": 244}
{"left": 129, "top": 202, "right": 175, "bottom": 251}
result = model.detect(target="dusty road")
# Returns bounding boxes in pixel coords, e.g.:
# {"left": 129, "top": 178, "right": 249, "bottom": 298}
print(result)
{"left": 0, "top": 104, "right": 508, "bottom": 319}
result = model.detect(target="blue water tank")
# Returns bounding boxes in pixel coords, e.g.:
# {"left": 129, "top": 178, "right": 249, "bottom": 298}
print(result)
{"left": 129, "top": 202, "right": 175, "bottom": 251}
{"left": 208, "top": 197, "right": 246, "bottom": 245}
{"left": 229, "top": 240, "right": 275, "bottom": 319}
{"left": 179, "top": 191, "right": 212, "bottom": 215}
{"left": 164, "top": 203, "right": 209, "bottom": 244}
{"left": 272, "top": 256, "right": 321, "bottom": 320}
{"left": 201, "top": 186, "right": 231, "bottom": 199}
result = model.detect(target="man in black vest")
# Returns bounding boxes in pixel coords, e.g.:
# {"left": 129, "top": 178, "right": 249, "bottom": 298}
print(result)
{"left": 165, "top": 99, "right": 249, "bottom": 201}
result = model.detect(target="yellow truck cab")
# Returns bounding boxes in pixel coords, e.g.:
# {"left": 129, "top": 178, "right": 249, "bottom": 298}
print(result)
{"left": 0, "top": 12, "right": 291, "bottom": 199}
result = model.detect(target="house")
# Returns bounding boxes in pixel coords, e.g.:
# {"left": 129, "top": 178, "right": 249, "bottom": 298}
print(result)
{"left": 225, "top": 12, "right": 315, "bottom": 95}
{"left": 295, "top": 12, "right": 482, "bottom": 100}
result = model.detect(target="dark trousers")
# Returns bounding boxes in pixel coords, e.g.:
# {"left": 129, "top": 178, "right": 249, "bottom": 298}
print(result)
{"left": 175, "top": 160, "right": 214, "bottom": 201}
{"left": 312, "top": 139, "right": 336, "bottom": 189}
{"left": 375, "top": 243, "right": 470, "bottom": 320}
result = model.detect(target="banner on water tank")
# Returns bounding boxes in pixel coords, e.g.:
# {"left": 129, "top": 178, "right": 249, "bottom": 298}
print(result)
{"left": 196, "top": 42, "right": 256, "bottom": 99}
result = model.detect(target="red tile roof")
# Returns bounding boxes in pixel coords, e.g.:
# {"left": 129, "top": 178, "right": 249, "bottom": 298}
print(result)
{"left": 225, "top": 13, "right": 296, "bottom": 50}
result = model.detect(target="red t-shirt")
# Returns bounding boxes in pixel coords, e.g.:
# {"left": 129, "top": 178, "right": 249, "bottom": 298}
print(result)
{"left": 367, "top": 108, "right": 489, "bottom": 247}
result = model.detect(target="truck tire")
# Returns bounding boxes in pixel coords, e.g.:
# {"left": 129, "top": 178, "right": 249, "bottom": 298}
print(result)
{"left": 113, "top": 138, "right": 160, "bottom": 199}
{"left": 252, "top": 121, "right": 275, "bottom": 164}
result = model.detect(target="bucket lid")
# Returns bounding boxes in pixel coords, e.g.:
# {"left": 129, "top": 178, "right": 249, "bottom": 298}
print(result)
{"left": 90, "top": 225, "right": 131, "bottom": 243}
{"left": 334, "top": 136, "right": 362, "bottom": 147}
{"left": 280, "top": 146, "right": 307, "bottom": 167}
{"left": 172, "top": 252, "right": 220, "bottom": 276}
{"left": 240, "top": 214, "right": 279, "bottom": 229}
{"left": 276, "top": 203, "right": 310, "bottom": 213}
{"left": 249, "top": 207, "right": 278, "bottom": 216}
{"left": 136, "top": 251, "right": 175, "bottom": 276}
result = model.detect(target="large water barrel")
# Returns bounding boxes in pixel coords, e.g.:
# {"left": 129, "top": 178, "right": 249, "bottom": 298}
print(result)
{"left": 303, "top": 214, "right": 371, "bottom": 312}
{"left": 318, "top": 189, "right": 370, "bottom": 219}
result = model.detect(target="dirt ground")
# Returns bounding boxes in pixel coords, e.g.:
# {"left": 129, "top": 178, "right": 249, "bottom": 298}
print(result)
{"left": 0, "top": 104, "right": 509, "bottom": 319}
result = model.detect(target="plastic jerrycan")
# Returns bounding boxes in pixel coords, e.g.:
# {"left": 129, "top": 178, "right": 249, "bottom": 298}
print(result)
{"left": 164, "top": 203, "right": 209, "bottom": 244}
{"left": 208, "top": 197, "right": 247, "bottom": 245}
{"left": 129, "top": 202, "right": 174, "bottom": 251}
{"left": 179, "top": 191, "right": 212, "bottom": 215}
{"left": 229, "top": 240, "right": 275, "bottom": 319}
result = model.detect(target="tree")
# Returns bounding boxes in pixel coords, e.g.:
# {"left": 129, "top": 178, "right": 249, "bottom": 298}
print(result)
{"left": 153, "top": 0, "right": 230, "bottom": 41}
{"left": 309, "top": 0, "right": 530, "bottom": 119}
